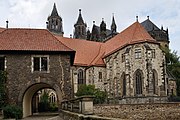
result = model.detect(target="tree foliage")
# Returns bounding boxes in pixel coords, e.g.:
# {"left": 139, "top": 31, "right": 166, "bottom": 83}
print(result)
{"left": 0, "top": 71, "right": 7, "bottom": 108}
{"left": 75, "top": 84, "right": 107, "bottom": 104}
{"left": 162, "top": 47, "right": 180, "bottom": 96}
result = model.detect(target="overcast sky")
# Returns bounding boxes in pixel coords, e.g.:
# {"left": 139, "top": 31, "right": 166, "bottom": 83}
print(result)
{"left": 0, "top": 0, "right": 180, "bottom": 55}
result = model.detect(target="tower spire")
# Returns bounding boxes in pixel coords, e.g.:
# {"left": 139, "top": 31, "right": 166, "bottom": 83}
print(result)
{"left": 51, "top": 3, "right": 59, "bottom": 16}
{"left": 73, "top": 9, "right": 87, "bottom": 39}
{"left": 47, "top": 3, "right": 63, "bottom": 36}
{"left": 111, "top": 13, "right": 117, "bottom": 34}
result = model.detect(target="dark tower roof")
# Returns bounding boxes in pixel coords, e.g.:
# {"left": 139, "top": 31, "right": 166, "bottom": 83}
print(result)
{"left": 111, "top": 15, "right": 117, "bottom": 32}
{"left": 100, "top": 18, "right": 106, "bottom": 32}
{"left": 75, "top": 9, "right": 85, "bottom": 25}
{"left": 51, "top": 3, "right": 59, "bottom": 17}
{"left": 141, "top": 16, "right": 160, "bottom": 31}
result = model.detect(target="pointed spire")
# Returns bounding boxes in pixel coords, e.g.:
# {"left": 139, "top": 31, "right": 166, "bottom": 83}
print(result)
{"left": 161, "top": 25, "right": 164, "bottom": 30}
{"left": 111, "top": 13, "right": 117, "bottom": 33}
{"left": 76, "top": 9, "right": 84, "bottom": 24}
{"left": 51, "top": 3, "right": 59, "bottom": 16}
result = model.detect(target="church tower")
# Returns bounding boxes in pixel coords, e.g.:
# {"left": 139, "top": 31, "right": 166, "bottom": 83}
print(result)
{"left": 111, "top": 15, "right": 117, "bottom": 36}
{"left": 47, "top": 3, "right": 63, "bottom": 36}
{"left": 73, "top": 9, "right": 87, "bottom": 39}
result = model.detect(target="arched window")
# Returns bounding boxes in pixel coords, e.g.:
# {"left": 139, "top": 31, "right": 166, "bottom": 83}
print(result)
{"left": 152, "top": 70, "right": 158, "bottom": 94}
{"left": 49, "top": 93, "right": 56, "bottom": 103}
{"left": 121, "top": 73, "right": 126, "bottom": 96}
{"left": 135, "top": 70, "right": 142, "bottom": 95}
{"left": 78, "top": 69, "right": 84, "bottom": 85}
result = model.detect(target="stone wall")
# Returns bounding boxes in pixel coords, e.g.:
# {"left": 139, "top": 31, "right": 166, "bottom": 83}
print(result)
{"left": 94, "top": 103, "right": 180, "bottom": 120}
{"left": 104, "top": 42, "right": 167, "bottom": 98}
{"left": 5, "top": 53, "right": 72, "bottom": 105}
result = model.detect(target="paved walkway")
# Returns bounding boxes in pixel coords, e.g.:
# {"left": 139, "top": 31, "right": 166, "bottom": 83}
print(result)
{"left": 0, "top": 112, "right": 63, "bottom": 120}
{"left": 23, "top": 112, "right": 64, "bottom": 120}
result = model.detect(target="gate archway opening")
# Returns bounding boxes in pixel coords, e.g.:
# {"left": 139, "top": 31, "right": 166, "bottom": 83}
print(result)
{"left": 22, "top": 83, "right": 61, "bottom": 118}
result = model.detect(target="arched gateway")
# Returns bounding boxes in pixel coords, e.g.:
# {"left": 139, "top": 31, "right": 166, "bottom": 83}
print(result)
{"left": 18, "top": 82, "right": 62, "bottom": 117}
{"left": 0, "top": 29, "right": 75, "bottom": 118}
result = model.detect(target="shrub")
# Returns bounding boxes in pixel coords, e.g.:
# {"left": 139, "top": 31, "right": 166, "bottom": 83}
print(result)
{"left": 3, "top": 105, "right": 23, "bottom": 119}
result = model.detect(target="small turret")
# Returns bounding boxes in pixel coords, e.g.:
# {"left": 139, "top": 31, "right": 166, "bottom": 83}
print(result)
{"left": 73, "top": 9, "right": 87, "bottom": 39}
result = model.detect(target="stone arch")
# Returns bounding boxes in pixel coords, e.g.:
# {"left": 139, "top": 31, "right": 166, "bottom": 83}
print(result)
{"left": 152, "top": 69, "right": 158, "bottom": 95}
{"left": 134, "top": 69, "right": 144, "bottom": 96}
{"left": 18, "top": 82, "right": 62, "bottom": 118}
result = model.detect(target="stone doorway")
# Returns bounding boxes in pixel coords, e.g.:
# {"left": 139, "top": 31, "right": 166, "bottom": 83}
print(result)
{"left": 22, "top": 83, "right": 62, "bottom": 118}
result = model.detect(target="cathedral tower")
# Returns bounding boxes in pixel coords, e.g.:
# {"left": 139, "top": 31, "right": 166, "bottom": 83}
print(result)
{"left": 47, "top": 3, "right": 63, "bottom": 36}
{"left": 111, "top": 15, "right": 117, "bottom": 35}
{"left": 73, "top": 9, "right": 87, "bottom": 39}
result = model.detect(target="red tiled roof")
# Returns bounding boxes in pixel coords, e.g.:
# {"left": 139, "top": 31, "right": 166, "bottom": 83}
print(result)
{"left": 0, "top": 27, "right": 5, "bottom": 32}
{"left": 55, "top": 36, "right": 105, "bottom": 66}
{"left": 0, "top": 28, "right": 74, "bottom": 52}
{"left": 56, "top": 21, "right": 157, "bottom": 67}
{"left": 0, "top": 21, "right": 157, "bottom": 67}
{"left": 104, "top": 21, "right": 156, "bottom": 57}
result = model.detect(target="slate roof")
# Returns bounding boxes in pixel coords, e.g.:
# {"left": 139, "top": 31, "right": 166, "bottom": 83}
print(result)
{"left": 0, "top": 28, "right": 74, "bottom": 52}
{"left": 51, "top": 3, "right": 59, "bottom": 17}
{"left": 141, "top": 18, "right": 160, "bottom": 32}
{"left": 75, "top": 9, "right": 85, "bottom": 25}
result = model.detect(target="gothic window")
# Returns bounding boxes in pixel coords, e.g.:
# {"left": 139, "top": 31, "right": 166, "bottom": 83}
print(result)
{"left": 0, "top": 57, "right": 5, "bottom": 71}
{"left": 32, "top": 56, "right": 49, "bottom": 72}
{"left": 135, "top": 48, "right": 141, "bottom": 59}
{"left": 122, "top": 73, "right": 126, "bottom": 96}
{"left": 152, "top": 49, "right": 155, "bottom": 58}
{"left": 122, "top": 54, "right": 125, "bottom": 62}
{"left": 78, "top": 69, "right": 84, "bottom": 85}
{"left": 99, "top": 72, "right": 102, "bottom": 82}
{"left": 49, "top": 93, "right": 56, "bottom": 103}
{"left": 152, "top": 71, "right": 156, "bottom": 94}
{"left": 135, "top": 70, "right": 142, "bottom": 95}
{"left": 152, "top": 70, "right": 158, "bottom": 94}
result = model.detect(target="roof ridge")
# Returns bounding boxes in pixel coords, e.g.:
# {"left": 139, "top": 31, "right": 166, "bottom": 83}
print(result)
{"left": 48, "top": 31, "right": 75, "bottom": 52}
{"left": 89, "top": 43, "right": 103, "bottom": 65}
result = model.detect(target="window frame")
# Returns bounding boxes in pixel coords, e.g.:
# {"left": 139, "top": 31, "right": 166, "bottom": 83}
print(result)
{"left": 31, "top": 55, "right": 50, "bottom": 73}
{"left": 135, "top": 48, "right": 142, "bottom": 59}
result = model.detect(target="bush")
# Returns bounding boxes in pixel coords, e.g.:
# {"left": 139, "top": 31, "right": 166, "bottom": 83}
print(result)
{"left": 3, "top": 105, "right": 23, "bottom": 119}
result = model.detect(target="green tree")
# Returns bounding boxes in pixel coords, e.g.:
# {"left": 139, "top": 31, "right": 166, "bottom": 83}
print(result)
{"left": 163, "top": 48, "right": 180, "bottom": 96}
{"left": 0, "top": 71, "right": 7, "bottom": 108}
{"left": 76, "top": 84, "right": 107, "bottom": 104}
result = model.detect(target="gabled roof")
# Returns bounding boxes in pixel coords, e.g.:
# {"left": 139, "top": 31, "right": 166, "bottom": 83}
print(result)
{"left": 141, "top": 18, "right": 160, "bottom": 32}
{"left": 0, "top": 28, "right": 74, "bottom": 52}
{"left": 56, "top": 21, "right": 157, "bottom": 67}
{"left": 55, "top": 36, "right": 104, "bottom": 66}
{"left": 104, "top": 21, "right": 157, "bottom": 57}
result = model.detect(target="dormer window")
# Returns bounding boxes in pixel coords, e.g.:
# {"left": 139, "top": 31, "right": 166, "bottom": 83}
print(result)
{"left": 135, "top": 48, "right": 141, "bottom": 59}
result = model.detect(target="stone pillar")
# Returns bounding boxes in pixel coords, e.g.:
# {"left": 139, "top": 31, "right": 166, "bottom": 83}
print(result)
{"left": 80, "top": 96, "right": 94, "bottom": 115}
